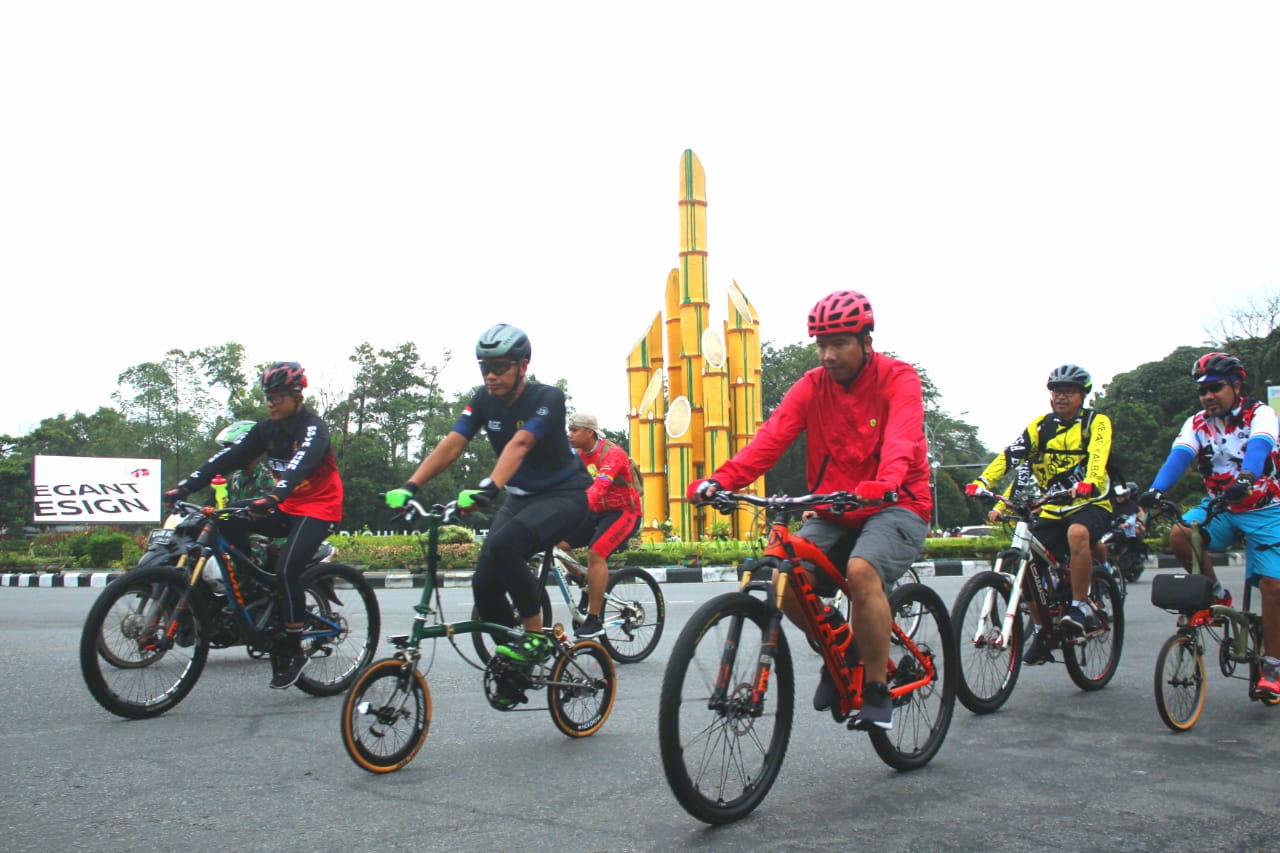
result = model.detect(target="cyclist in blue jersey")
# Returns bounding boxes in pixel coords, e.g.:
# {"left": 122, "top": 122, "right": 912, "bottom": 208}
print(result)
{"left": 386, "top": 325, "right": 591, "bottom": 668}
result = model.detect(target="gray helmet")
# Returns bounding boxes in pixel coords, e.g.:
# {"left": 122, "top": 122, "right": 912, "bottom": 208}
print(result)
{"left": 475, "top": 324, "right": 531, "bottom": 363}
{"left": 215, "top": 420, "right": 256, "bottom": 447}
{"left": 1047, "top": 364, "right": 1092, "bottom": 394}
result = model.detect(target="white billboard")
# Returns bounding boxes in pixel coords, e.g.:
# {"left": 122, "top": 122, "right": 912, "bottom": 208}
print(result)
{"left": 32, "top": 455, "right": 162, "bottom": 524}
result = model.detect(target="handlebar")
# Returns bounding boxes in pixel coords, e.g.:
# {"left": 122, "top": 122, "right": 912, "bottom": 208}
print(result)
{"left": 700, "top": 489, "right": 893, "bottom": 517}
{"left": 968, "top": 486, "right": 1078, "bottom": 521}
{"left": 400, "top": 497, "right": 462, "bottom": 528}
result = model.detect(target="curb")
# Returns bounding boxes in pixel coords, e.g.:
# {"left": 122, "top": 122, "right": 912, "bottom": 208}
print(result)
{"left": 0, "top": 552, "right": 1243, "bottom": 590}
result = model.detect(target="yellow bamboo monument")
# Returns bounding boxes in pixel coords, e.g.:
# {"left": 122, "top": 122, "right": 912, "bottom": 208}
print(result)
{"left": 626, "top": 149, "right": 764, "bottom": 543}
{"left": 626, "top": 314, "right": 668, "bottom": 543}
{"left": 724, "top": 280, "right": 764, "bottom": 537}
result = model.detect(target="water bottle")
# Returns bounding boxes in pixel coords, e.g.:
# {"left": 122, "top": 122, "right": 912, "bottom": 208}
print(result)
{"left": 821, "top": 604, "right": 853, "bottom": 659}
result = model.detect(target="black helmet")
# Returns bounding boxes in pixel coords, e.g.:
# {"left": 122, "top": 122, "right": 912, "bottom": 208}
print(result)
{"left": 475, "top": 324, "right": 531, "bottom": 363}
{"left": 262, "top": 361, "right": 307, "bottom": 393}
{"left": 1192, "top": 351, "right": 1246, "bottom": 383}
{"left": 1047, "top": 364, "right": 1092, "bottom": 394}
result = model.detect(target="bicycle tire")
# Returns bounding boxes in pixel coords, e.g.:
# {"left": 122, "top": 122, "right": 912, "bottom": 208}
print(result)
{"left": 868, "top": 582, "right": 956, "bottom": 771}
{"left": 600, "top": 568, "right": 665, "bottom": 663}
{"left": 547, "top": 640, "right": 616, "bottom": 737}
{"left": 1062, "top": 570, "right": 1124, "bottom": 691}
{"left": 1118, "top": 549, "right": 1145, "bottom": 583}
{"left": 80, "top": 566, "right": 209, "bottom": 719}
{"left": 658, "top": 593, "right": 794, "bottom": 825}
{"left": 341, "top": 657, "right": 431, "bottom": 773}
{"left": 1153, "top": 632, "right": 1205, "bottom": 732}
{"left": 294, "top": 563, "right": 381, "bottom": 697}
{"left": 951, "top": 570, "right": 1022, "bottom": 714}
{"left": 470, "top": 586, "right": 553, "bottom": 664}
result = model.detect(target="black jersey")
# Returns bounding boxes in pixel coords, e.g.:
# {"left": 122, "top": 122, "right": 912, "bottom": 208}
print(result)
{"left": 180, "top": 407, "right": 343, "bottom": 521}
{"left": 453, "top": 382, "right": 589, "bottom": 495}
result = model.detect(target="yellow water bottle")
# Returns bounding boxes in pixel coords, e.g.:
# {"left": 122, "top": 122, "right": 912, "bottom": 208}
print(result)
{"left": 211, "top": 474, "right": 228, "bottom": 509}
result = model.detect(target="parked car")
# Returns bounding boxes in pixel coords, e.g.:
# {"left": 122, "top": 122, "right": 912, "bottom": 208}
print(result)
{"left": 956, "top": 525, "right": 996, "bottom": 538}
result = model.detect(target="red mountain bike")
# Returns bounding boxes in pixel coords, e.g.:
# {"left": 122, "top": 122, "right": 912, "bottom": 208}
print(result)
{"left": 658, "top": 490, "right": 955, "bottom": 825}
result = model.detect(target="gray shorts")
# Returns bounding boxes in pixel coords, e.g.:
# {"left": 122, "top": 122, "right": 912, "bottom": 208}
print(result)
{"left": 795, "top": 507, "right": 928, "bottom": 595}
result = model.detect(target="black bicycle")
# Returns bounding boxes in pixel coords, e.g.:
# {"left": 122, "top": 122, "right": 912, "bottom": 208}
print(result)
{"left": 80, "top": 501, "right": 380, "bottom": 719}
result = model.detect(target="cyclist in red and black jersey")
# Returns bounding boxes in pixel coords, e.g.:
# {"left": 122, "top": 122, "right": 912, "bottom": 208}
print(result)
{"left": 165, "top": 361, "right": 344, "bottom": 689}
{"left": 386, "top": 325, "right": 591, "bottom": 671}
{"left": 688, "top": 290, "right": 932, "bottom": 730}
{"left": 559, "top": 411, "right": 642, "bottom": 639}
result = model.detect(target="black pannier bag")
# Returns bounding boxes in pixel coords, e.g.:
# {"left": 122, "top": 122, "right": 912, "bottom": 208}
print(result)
{"left": 1150, "top": 573, "right": 1215, "bottom": 613}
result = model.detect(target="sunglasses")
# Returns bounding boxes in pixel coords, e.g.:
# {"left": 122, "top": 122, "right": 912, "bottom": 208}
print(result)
{"left": 479, "top": 360, "right": 516, "bottom": 377}
{"left": 1048, "top": 385, "right": 1083, "bottom": 396}
{"left": 1197, "top": 381, "right": 1227, "bottom": 395}
{"left": 265, "top": 392, "right": 292, "bottom": 405}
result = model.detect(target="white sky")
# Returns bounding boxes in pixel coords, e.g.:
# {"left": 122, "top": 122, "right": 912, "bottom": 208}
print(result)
{"left": 3, "top": 3, "right": 1278, "bottom": 453}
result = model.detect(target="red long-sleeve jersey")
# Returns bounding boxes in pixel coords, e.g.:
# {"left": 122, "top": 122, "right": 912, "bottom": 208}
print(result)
{"left": 710, "top": 352, "right": 932, "bottom": 528}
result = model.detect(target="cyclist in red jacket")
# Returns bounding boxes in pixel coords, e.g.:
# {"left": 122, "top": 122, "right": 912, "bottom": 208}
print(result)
{"left": 689, "top": 290, "right": 931, "bottom": 730}
{"left": 559, "top": 411, "right": 642, "bottom": 638}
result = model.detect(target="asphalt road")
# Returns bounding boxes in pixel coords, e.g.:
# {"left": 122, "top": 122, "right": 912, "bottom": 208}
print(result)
{"left": 1, "top": 567, "right": 1277, "bottom": 852}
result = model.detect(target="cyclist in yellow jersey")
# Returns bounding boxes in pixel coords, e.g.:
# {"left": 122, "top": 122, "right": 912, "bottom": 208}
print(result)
{"left": 966, "top": 365, "right": 1115, "bottom": 663}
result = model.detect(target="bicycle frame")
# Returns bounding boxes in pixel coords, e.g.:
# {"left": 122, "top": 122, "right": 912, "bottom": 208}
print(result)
{"left": 162, "top": 501, "right": 348, "bottom": 649}
{"left": 966, "top": 487, "right": 1078, "bottom": 651}
{"left": 728, "top": 493, "right": 936, "bottom": 720}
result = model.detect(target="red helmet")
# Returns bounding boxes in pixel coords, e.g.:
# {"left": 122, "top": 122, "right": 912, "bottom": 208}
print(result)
{"left": 807, "top": 290, "right": 874, "bottom": 337}
{"left": 1191, "top": 352, "right": 1245, "bottom": 382}
{"left": 261, "top": 361, "right": 307, "bottom": 393}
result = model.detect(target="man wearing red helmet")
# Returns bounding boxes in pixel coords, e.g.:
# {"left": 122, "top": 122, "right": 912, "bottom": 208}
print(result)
{"left": 164, "top": 361, "right": 344, "bottom": 689}
{"left": 1139, "top": 352, "right": 1280, "bottom": 697}
{"left": 688, "top": 290, "right": 931, "bottom": 730}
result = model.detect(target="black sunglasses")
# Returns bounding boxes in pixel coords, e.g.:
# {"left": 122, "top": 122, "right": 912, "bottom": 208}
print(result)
{"left": 1048, "top": 385, "right": 1083, "bottom": 395}
{"left": 479, "top": 360, "right": 515, "bottom": 377}
{"left": 1197, "top": 381, "right": 1227, "bottom": 395}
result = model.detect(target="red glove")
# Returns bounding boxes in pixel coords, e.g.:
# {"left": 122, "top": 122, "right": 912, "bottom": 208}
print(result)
{"left": 963, "top": 483, "right": 982, "bottom": 497}
{"left": 854, "top": 481, "right": 896, "bottom": 502}
{"left": 1072, "top": 482, "right": 1094, "bottom": 498}
{"left": 686, "top": 479, "right": 721, "bottom": 504}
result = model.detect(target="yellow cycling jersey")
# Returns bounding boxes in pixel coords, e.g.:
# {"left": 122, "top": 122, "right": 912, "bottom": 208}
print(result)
{"left": 974, "top": 409, "right": 1114, "bottom": 519}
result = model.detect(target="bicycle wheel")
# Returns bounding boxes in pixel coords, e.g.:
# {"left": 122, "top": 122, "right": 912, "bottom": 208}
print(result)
{"left": 1063, "top": 570, "right": 1124, "bottom": 691}
{"left": 470, "top": 586, "right": 554, "bottom": 663}
{"left": 658, "top": 593, "right": 794, "bottom": 825}
{"left": 341, "top": 657, "right": 431, "bottom": 773}
{"left": 294, "top": 563, "right": 381, "bottom": 697}
{"left": 869, "top": 583, "right": 956, "bottom": 771}
{"left": 1153, "top": 632, "right": 1205, "bottom": 732}
{"left": 547, "top": 639, "right": 616, "bottom": 737}
{"left": 600, "top": 568, "right": 665, "bottom": 663}
{"left": 1118, "top": 548, "right": 1145, "bottom": 583}
{"left": 79, "top": 566, "right": 209, "bottom": 719}
{"left": 951, "top": 570, "right": 1022, "bottom": 714}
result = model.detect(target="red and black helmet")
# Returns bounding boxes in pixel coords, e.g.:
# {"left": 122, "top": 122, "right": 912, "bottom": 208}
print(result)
{"left": 1191, "top": 352, "right": 1245, "bottom": 383}
{"left": 807, "top": 290, "right": 874, "bottom": 337}
{"left": 261, "top": 361, "right": 307, "bottom": 394}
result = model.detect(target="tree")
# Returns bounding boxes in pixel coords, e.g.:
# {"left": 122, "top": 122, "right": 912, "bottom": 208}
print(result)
{"left": 113, "top": 351, "right": 222, "bottom": 477}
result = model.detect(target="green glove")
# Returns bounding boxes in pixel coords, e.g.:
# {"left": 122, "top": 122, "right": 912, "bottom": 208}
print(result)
{"left": 459, "top": 478, "right": 499, "bottom": 510}
{"left": 385, "top": 481, "right": 418, "bottom": 509}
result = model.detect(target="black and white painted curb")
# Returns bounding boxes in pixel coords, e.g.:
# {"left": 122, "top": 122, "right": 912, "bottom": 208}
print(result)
{"left": 0, "top": 553, "right": 1240, "bottom": 590}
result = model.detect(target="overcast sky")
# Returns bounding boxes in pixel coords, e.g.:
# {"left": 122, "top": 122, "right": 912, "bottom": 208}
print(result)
{"left": 4, "top": 3, "right": 1278, "bottom": 456}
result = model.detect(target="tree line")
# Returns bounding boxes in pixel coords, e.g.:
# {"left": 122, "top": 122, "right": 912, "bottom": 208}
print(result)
{"left": 2, "top": 292, "right": 1277, "bottom": 535}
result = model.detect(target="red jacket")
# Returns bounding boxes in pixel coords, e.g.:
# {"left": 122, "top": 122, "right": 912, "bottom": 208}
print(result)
{"left": 710, "top": 352, "right": 932, "bottom": 527}
{"left": 578, "top": 439, "right": 640, "bottom": 513}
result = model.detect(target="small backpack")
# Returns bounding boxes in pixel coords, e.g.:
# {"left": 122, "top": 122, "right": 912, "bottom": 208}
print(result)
{"left": 1035, "top": 409, "right": 1125, "bottom": 495}
{"left": 599, "top": 439, "right": 644, "bottom": 500}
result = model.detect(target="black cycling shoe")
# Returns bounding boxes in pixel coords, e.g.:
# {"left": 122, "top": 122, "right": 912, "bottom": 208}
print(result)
{"left": 849, "top": 681, "right": 893, "bottom": 730}
{"left": 269, "top": 654, "right": 309, "bottom": 689}
{"left": 813, "top": 666, "right": 836, "bottom": 712}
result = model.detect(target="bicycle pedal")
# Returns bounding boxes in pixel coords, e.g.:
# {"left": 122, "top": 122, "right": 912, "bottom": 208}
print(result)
{"left": 388, "top": 634, "right": 410, "bottom": 648}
